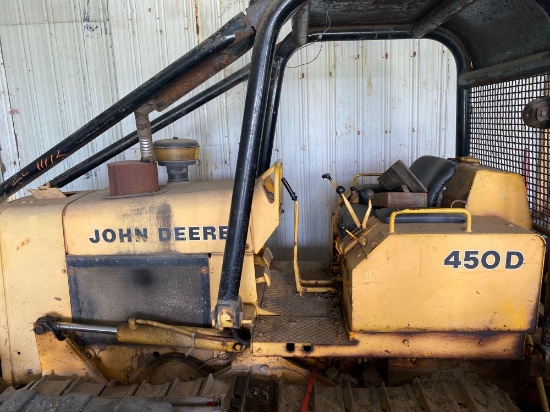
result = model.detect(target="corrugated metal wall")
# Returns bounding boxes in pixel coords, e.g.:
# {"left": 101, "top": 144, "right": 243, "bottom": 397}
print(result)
{"left": 0, "top": 0, "right": 456, "bottom": 260}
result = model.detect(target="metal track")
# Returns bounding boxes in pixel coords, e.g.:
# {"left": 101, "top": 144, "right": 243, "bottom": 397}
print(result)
{"left": 0, "top": 373, "right": 519, "bottom": 411}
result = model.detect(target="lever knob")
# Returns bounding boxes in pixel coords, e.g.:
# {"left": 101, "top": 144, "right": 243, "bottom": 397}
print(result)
{"left": 339, "top": 224, "right": 347, "bottom": 232}
{"left": 322, "top": 173, "right": 331, "bottom": 180}
{"left": 336, "top": 186, "right": 346, "bottom": 195}
{"left": 364, "top": 189, "right": 375, "bottom": 200}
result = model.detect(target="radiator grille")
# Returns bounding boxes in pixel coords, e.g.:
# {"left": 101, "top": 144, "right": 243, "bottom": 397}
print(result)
{"left": 469, "top": 74, "right": 550, "bottom": 230}
{"left": 67, "top": 254, "right": 211, "bottom": 328}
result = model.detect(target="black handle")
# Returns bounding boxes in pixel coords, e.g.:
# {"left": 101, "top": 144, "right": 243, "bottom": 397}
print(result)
{"left": 322, "top": 173, "right": 331, "bottom": 180}
{"left": 281, "top": 178, "right": 297, "bottom": 201}
{"left": 336, "top": 186, "right": 346, "bottom": 195}
{"left": 364, "top": 188, "right": 375, "bottom": 200}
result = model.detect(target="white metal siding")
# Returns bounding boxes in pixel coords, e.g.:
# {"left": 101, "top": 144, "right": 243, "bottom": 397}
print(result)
{"left": 0, "top": 0, "right": 121, "bottom": 191}
{"left": 0, "top": 0, "right": 456, "bottom": 259}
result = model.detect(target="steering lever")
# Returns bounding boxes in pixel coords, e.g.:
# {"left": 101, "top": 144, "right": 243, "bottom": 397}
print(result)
{"left": 336, "top": 189, "right": 362, "bottom": 230}
{"left": 361, "top": 189, "right": 374, "bottom": 229}
{"left": 322, "top": 173, "right": 337, "bottom": 190}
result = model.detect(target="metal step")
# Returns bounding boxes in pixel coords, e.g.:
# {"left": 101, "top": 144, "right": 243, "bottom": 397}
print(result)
{"left": 0, "top": 374, "right": 519, "bottom": 411}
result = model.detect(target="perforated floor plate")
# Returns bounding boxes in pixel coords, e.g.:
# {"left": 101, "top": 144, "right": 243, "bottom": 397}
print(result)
{"left": 259, "top": 261, "right": 339, "bottom": 317}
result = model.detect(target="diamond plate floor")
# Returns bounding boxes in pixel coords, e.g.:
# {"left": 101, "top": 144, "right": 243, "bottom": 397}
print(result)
{"left": 255, "top": 260, "right": 349, "bottom": 349}
{"left": 254, "top": 316, "right": 350, "bottom": 345}
{"left": 259, "top": 261, "right": 340, "bottom": 318}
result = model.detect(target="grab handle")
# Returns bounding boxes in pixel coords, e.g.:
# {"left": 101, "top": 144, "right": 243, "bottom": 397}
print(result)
{"left": 388, "top": 208, "right": 472, "bottom": 233}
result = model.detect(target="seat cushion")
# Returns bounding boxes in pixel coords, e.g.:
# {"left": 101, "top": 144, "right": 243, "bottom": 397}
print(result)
{"left": 374, "top": 208, "right": 466, "bottom": 224}
{"left": 409, "top": 156, "right": 458, "bottom": 206}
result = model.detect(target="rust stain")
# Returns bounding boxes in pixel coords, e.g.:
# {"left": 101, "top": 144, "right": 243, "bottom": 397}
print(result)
{"left": 16, "top": 237, "right": 31, "bottom": 251}
{"left": 0, "top": 157, "right": 6, "bottom": 179}
{"left": 54, "top": 297, "right": 62, "bottom": 301}
{"left": 14, "top": 132, "right": 19, "bottom": 154}
{"left": 153, "top": 50, "right": 238, "bottom": 110}
{"left": 8, "top": 108, "right": 19, "bottom": 115}
{"left": 136, "top": 350, "right": 149, "bottom": 368}
{"left": 193, "top": 0, "right": 201, "bottom": 42}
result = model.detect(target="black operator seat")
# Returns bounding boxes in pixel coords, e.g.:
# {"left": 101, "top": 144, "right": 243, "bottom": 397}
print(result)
{"left": 341, "top": 156, "right": 459, "bottom": 235}
{"left": 356, "top": 155, "right": 458, "bottom": 207}
{"left": 408, "top": 156, "right": 458, "bottom": 207}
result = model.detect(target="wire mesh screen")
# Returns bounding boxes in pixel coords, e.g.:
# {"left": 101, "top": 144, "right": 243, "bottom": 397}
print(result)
{"left": 469, "top": 75, "right": 550, "bottom": 230}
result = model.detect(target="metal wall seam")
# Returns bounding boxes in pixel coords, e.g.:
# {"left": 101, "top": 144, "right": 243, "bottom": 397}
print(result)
{"left": 0, "top": 0, "right": 120, "bottom": 193}
{"left": 0, "top": 35, "right": 18, "bottom": 185}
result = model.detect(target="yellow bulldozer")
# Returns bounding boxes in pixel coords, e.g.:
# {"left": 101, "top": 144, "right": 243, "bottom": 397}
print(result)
{"left": 1, "top": 0, "right": 550, "bottom": 410}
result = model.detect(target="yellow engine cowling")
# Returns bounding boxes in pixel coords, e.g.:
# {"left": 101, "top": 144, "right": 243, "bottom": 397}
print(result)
{"left": 0, "top": 162, "right": 282, "bottom": 384}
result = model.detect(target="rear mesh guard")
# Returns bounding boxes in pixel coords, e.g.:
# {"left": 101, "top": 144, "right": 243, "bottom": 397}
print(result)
{"left": 469, "top": 74, "right": 550, "bottom": 230}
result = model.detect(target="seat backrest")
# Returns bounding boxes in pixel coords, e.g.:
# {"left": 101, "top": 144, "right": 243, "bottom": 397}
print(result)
{"left": 409, "top": 156, "right": 458, "bottom": 206}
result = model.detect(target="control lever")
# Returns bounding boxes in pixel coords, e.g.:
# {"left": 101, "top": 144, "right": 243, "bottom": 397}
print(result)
{"left": 282, "top": 178, "right": 297, "bottom": 201}
{"left": 282, "top": 177, "right": 337, "bottom": 295}
{"left": 339, "top": 224, "right": 358, "bottom": 240}
{"left": 323, "top": 172, "right": 362, "bottom": 229}
{"left": 340, "top": 224, "right": 367, "bottom": 246}
{"left": 322, "top": 173, "right": 337, "bottom": 189}
{"left": 337, "top": 185, "right": 362, "bottom": 229}
{"left": 361, "top": 189, "right": 374, "bottom": 229}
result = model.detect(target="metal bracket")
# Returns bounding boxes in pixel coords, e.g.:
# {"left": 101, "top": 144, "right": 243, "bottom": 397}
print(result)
{"left": 33, "top": 318, "right": 108, "bottom": 384}
{"left": 213, "top": 298, "right": 243, "bottom": 329}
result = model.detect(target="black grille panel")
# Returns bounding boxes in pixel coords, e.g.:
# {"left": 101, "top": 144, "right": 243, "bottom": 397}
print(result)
{"left": 67, "top": 254, "right": 210, "bottom": 328}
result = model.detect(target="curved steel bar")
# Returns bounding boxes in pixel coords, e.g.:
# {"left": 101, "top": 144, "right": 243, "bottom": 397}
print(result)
{"left": 258, "top": 24, "right": 473, "bottom": 173}
{"left": 257, "top": 34, "right": 301, "bottom": 176}
{"left": 215, "top": 0, "right": 308, "bottom": 325}
{"left": 307, "top": 24, "right": 471, "bottom": 72}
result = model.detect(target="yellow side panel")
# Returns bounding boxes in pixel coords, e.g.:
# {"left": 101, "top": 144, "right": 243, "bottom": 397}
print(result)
{"left": 210, "top": 253, "right": 257, "bottom": 306}
{"left": 64, "top": 178, "right": 279, "bottom": 256}
{"left": 348, "top": 219, "right": 544, "bottom": 333}
{"left": 442, "top": 162, "right": 532, "bottom": 230}
{"left": 467, "top": 170, "right": 532, "bottom": 230}
{"left": 0, "top": 193, "right": 87, "bottom": 384}
{"left": 64, "top": 181, "right": 240, "bottom": 255}
{"left": 250, "top": 162, "right": 282, "bottom": 249}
